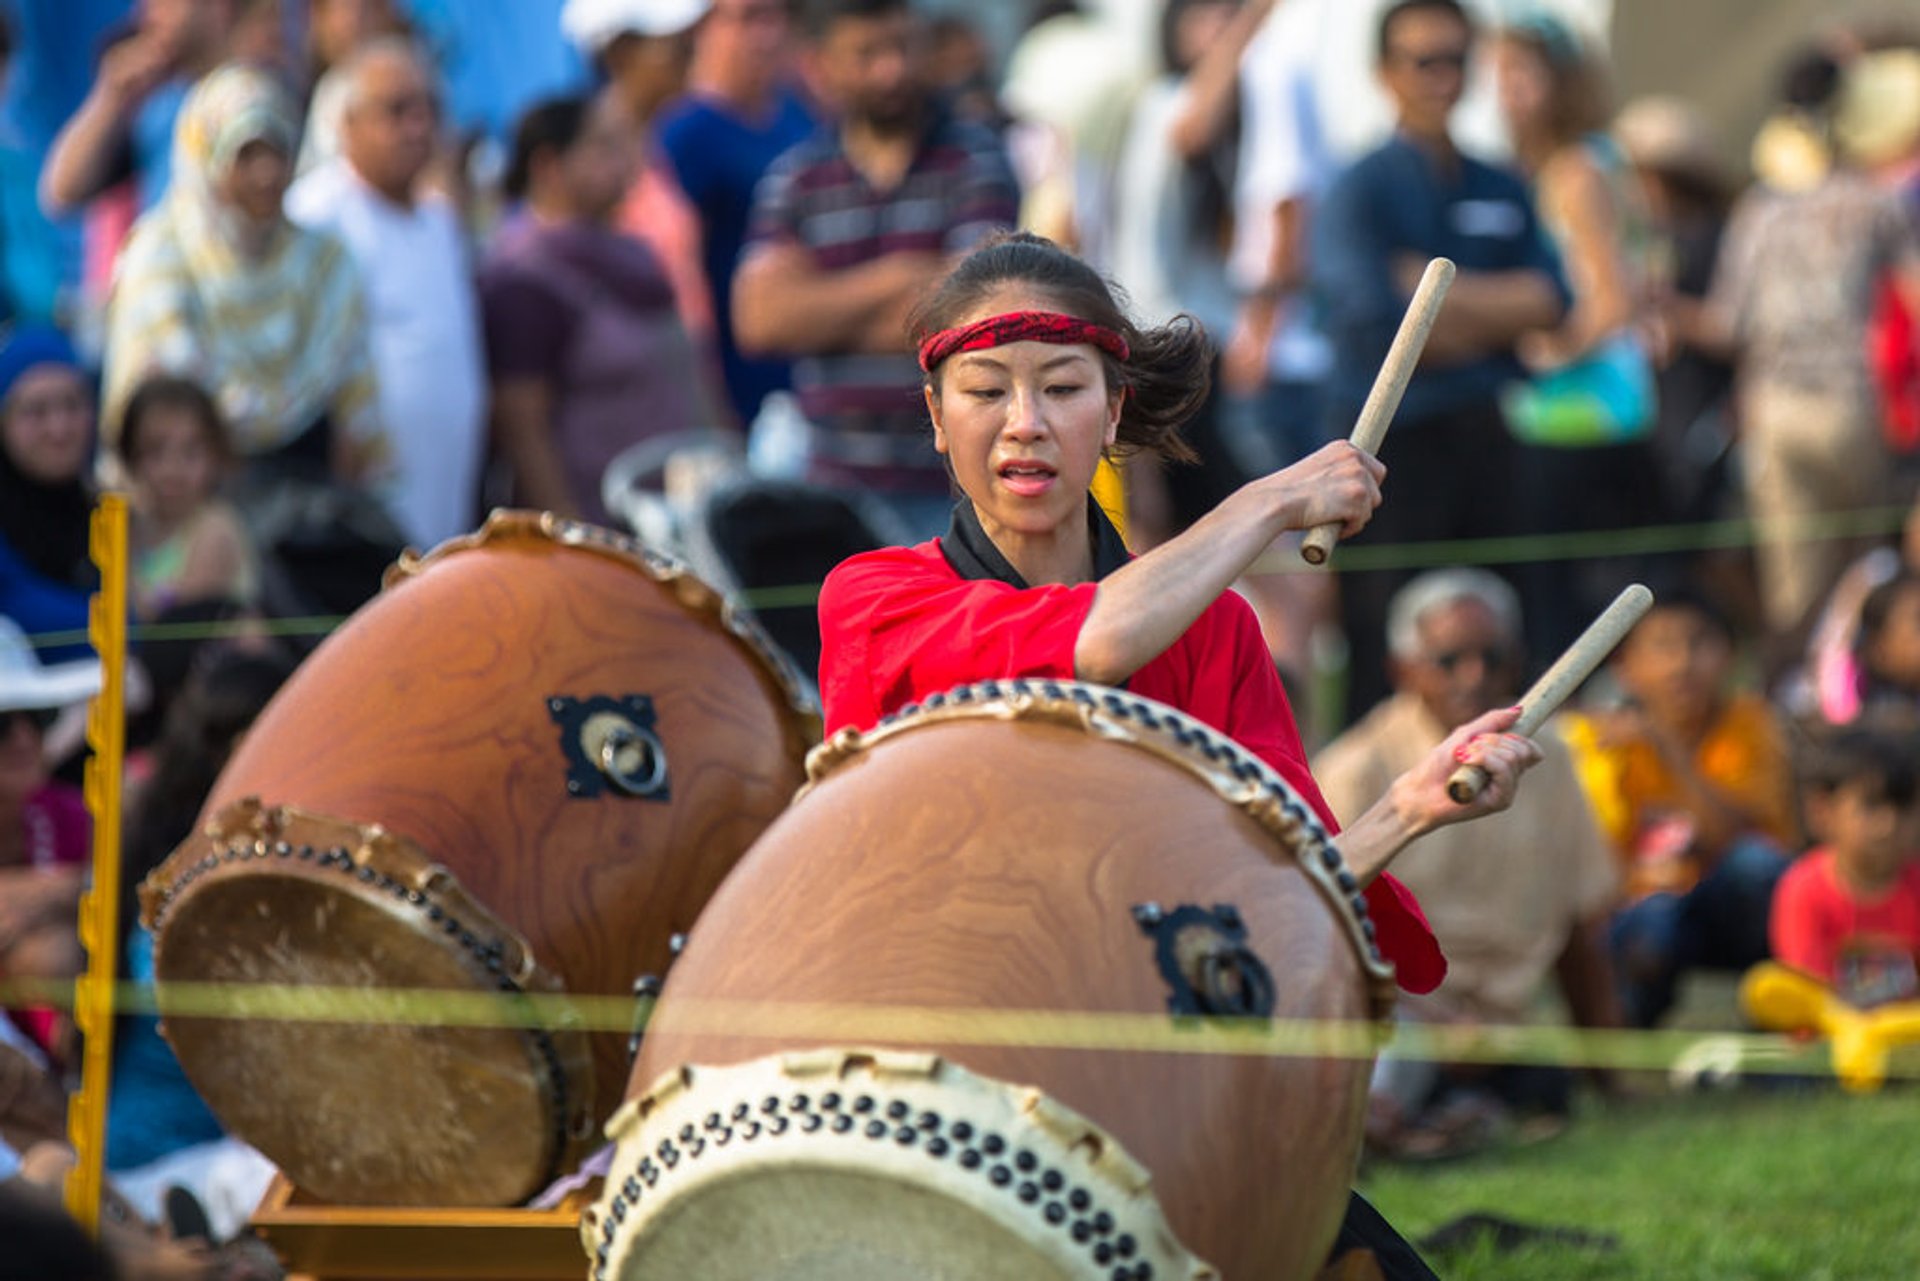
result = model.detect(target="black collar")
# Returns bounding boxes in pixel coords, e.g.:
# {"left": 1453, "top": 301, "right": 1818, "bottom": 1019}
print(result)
{"left": 939, "top": 498, "right": 1130, "bottom": 588}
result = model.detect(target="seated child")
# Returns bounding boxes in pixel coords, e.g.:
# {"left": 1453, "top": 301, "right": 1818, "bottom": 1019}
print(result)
{"left": 1849, "top": 572, "right": 1920, "bottom": 728}
{"left": 1805, "top": 499, "right": 1920, "bottom": 725}
{"left": 1772, "top": 726, "right": 1920, "bottom": 1008}
{"left": 116, "top": 375, "right": 258, "bottom": 620}
{"left": 1563, "top": 589, "right": 1799, "bottom": 1026}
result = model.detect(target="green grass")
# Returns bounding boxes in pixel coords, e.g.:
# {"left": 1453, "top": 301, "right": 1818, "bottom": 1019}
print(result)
{"left": 1360, "top": 1086, "right": 1920, "bottom": 1280}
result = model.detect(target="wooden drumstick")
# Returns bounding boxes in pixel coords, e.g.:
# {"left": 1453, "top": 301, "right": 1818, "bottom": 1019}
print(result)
{"left": 1446, "top": 583, "right": 1655, "bottom": 804}
{"left": 1301, "top": 257, "right": 1456, "bottom": 566}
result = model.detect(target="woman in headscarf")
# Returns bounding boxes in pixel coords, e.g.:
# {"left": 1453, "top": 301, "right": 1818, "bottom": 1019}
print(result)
{"left": 0, "top": 327, "right": 97, "bottom": 661}
{"left": 103, "top": 63, "right": 390, "bottom": 492}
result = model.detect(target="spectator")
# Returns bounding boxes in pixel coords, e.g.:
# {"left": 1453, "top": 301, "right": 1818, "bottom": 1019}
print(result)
{"left": 1490, "top": 15, "right": 1664, "bottom": 664}
{"left": 1562, "top": 591, "right": 1798, "bottom": 1027}
{"left": 656, "top": 0, "right": 817, "bottom": 429}
{"left": 732, "top": 0, "right": 1019, "bottom": 540}
{"left": 1805, "top": 499, "right": 1920, "bottom": 725}
{"left": 1771, "top": 726, "right": 1920, "bottom": 1008}
{"left": 0, "top": 617, "right": 98, "bottom": 1067}
{"left": 1110, "top": 0, "right": 1270, "bottom": 532}
{"left": 1701, "top": 46, "right": 1920, "bottom": 670}
{"left": 103, "top": 63, "right": 390, "bottom": 492}
{"left": 562, "top": 0, "right": 728, "bottom": 404}
{"left": 1316, "top": 569, "right": 1619, "bottom": 1158}
{"left": 925, "top": 15, "right": 1003, "bottom": 132}
{"left": 1850, "top": 572, "right": 1920, "bottom": 726}
{"left": 288, "top": 38, "right": 488, "bottom": 549}
{"left": 40, "top": 0, "right": 243, "bottom": 312}
{"left": 116, "top": 375, "right": 258, "bottom": 619}
{"left": 295, "top": 0, "right": 405, "bottom": 177}
{"left": 1220, "top": 0, "right": 1334, "bottom": 478}
{"left": 481, "top": 93, "right": 718, "bottom": 524}
{"left": 1613, "top": 96, "right": 1739, "bottom": 546}
{"left": 0, "top": 327, "right": 97, "bottom": 660}
{"left": 1311, "top": 0, "right": 1567, "bottom": 721}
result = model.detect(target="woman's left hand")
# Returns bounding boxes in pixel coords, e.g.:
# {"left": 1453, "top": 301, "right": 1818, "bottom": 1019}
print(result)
{"left": 1392, "top": 705, "right": 1545, "bottom": 834}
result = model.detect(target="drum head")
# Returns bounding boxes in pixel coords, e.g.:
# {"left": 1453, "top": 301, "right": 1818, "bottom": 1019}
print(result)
{"left": 590, "top": 1050, "right": 1214, "bottom": 1281}
{"left": 149, "top": 814, "right": 589, "bottom": 1207}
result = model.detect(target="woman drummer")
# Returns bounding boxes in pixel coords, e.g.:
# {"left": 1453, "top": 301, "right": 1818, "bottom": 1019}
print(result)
{"left": 818, "top": 230, "right": 1543, "bottom": 1002}
{"left": 818, "top": 230, "right": 1538, "bottom": 1274}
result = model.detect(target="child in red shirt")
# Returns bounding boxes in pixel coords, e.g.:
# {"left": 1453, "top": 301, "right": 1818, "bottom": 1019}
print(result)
{"left": 1772, "top": 726, "right": 1920, "bottom": 1007}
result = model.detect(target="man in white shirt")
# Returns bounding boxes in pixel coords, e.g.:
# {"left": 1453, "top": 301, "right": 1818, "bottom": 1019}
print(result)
{"left": 287, "top": 38, "right": 486, "bottom": 550}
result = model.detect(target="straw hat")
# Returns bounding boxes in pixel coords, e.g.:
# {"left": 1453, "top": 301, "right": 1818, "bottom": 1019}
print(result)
{"left": 1834, "top": 48, "right": 1920, "bottom": 168}
{"left": 0, "top": 617, "right": 101, "bottom": 715}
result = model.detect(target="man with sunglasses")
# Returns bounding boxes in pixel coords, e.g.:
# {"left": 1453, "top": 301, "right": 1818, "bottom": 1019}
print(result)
{"left": 1311, "top": 0, "right": 1569, "bottom": 723}
{"left": 287, "top": 37, "right": 486, "bottom": 549}
{"left": 1315, "top": 568, "right": 1621, "bottom": 1158}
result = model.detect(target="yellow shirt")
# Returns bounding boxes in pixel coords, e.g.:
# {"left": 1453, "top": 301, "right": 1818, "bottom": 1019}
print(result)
{"left": 1562, "top": 693, "right": 1798, "bottom": 900}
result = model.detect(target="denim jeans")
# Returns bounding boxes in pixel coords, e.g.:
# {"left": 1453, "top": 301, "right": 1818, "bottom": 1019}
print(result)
{"left": 1609, "top": 835, "right": 1791, "bottom": 1028}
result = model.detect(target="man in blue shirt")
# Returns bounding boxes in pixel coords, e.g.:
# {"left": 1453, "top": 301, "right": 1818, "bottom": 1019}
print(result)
{"left": 657, "top": 0, "right": 818, "bottom": 428}
{"left": 1312, "top": 0, "right": 1567, "bottom": 723}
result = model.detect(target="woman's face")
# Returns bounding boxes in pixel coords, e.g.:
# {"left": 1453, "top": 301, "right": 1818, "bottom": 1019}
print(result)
{"left": 1490, "top": 37, "right": 1553, "bottom": 133}
{"left": 927, "top": 288, "right": 1121, "bottom": 548}
{"left": 560, "top": 95, "right": 638, "bottom": 223}
{"left": 217, "top": 137, "right": 293, "bottom": 223}
{"left": 132, "top": 403, "right": 222, "bottom": 520}
{"left": 2, "top": 366, "right": 93, "bottom": 486}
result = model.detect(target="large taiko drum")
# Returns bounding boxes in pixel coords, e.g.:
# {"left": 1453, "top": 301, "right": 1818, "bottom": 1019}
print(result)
{"left": 588, "top": 678, "right": 1397, "bottom": 1280}
{"left": 139, "top": 511, "right": 819, "bottom": 1207}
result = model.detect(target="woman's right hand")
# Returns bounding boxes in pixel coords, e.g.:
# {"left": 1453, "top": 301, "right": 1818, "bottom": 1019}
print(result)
{"left": 1258, "top": 440, "right": 1386, "bottom": 539}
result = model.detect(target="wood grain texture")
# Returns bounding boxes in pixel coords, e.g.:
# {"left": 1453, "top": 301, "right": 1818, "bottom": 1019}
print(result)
{"left": 151, "top": 524, "right": 812, "bottom": 1205}
{"left": 633, "top": 717, "right": 1374, "bottom": 1280}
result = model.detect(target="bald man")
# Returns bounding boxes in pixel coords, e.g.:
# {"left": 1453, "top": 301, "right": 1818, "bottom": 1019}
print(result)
{"left": 287, "top": 39, "right": 486, "bottom": 548}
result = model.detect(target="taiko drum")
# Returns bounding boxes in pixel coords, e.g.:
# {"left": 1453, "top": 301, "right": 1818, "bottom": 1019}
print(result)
{"left": 140, "top": 511, "right": 818, "bottom": 1207}
{"left": 591, "top": 679, "right": 1396, "bottom": 1280}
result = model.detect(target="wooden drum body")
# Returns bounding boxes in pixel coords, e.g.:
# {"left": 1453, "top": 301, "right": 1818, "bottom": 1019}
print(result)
{"left": 592, "top": 679, "right": 1396, "bottom": 1280}
{"left": 140, "top": 512, "right": 818, "bottom": 1207}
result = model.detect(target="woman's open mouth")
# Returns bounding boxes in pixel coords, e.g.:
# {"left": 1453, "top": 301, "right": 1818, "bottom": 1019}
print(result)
{"left": 996, "top": 459, "right": 1057, "bottom": 497}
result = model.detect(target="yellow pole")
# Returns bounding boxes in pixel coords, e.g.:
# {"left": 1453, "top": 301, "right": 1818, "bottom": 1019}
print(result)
{"left": 63, "top": 494, "right": 128, "bottom": 1234}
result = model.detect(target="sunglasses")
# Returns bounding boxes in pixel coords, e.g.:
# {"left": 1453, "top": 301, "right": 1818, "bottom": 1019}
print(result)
{"left": 1428, "top": 644, "right": 1511, "bottom": 675}
{"left": 1393, "top": 48, "right": 1469, "bottom": 73}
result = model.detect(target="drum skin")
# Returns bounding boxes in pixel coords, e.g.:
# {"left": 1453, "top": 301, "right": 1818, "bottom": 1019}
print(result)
{"left": 630, "top": 682, "right": 1394, "bottom": 1280}
{"left": 144, "top": 511, "right": 818, "bottom": 1207}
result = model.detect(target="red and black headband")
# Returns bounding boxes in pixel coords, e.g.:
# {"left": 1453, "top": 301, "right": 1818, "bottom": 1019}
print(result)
{"left": 917, "top": 310, "right": 1130, "bottom": 373}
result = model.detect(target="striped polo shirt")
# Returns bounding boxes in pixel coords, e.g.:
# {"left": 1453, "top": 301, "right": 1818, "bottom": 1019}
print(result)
{"left": 747, "top": 106, "right": 1019, "bottom": 494}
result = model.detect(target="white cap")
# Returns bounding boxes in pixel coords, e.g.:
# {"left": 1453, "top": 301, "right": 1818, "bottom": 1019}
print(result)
{"left": 0, "top": 617, "right": 102, "bottom": 714}
{"left": 561, "top": 0, "right": 711, "bottom": 51}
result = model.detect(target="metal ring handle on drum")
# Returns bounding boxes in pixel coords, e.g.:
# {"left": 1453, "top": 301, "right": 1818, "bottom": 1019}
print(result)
{"left": 1198, "top": 946, "right": 1277, "bottom": 1019}
{"left": 597, "top": 721, "right": 668, "bottom": 798}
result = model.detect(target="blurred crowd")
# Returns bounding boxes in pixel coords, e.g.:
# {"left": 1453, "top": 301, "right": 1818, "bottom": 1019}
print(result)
{"left": 1, "top": 0, "right": 1920, "bottom": 1271}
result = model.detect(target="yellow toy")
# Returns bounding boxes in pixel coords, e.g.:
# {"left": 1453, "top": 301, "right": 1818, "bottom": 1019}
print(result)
{"left": 1740, "top": 961, "right": 1920, "bottom": 1091}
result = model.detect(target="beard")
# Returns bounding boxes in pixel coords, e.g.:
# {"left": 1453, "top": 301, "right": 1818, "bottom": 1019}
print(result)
{"left": 853, "top": 88, "right": 923, "bottom": 137}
